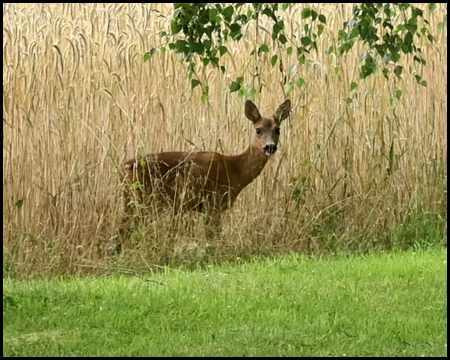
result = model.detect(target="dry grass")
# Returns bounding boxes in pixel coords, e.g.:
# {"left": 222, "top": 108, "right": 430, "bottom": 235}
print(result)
{"left": 3, "top": 3, "right": 447, "bottom": 276}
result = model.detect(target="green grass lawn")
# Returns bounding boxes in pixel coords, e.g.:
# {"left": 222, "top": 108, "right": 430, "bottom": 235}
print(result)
{"left": 3, "top": 248, "right": 447, "bottom": 357}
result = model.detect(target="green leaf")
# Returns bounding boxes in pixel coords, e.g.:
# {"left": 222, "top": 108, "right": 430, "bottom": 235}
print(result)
{"left": 203, "top": 40, "right": 212, "bottom": 50}
{"left": 295, "top": 78, "right": 306, "bottom": 89}
{"left": 279, "top": 34, "right": 287, "bottom": 44}
{"left": 144, "top": 48, "right": 159, "bottom": 62}
{"left": 287, "top": 47, "right": 293, "bottom": 55}
{"left": 338, "top": 30, "right": 347, "bottom": 40}
{"left": 15, "top": 199, "right": 24, "bottom": 209}
{"left": 219, "top": 46, "right": 228, "bottom": 56}
{"left": 319, "top": 14, "right": 327, "bottom": 24}
{"left": 301, "top": 8, "right": 311, "bottom": 19}
{"left": 229, "top": 22, "right": 242, "bottom": 40}
{"left": 238, "top": 88, "right": 247, "bottom": 97}
{"left": 173, "top": 40, "right": 188, "bottom": 53}
{"left": 395, "top": 90, "right": 403, "bottom": 100}
{"left": 191, "top": 79, "right": 201, "bottom": 89}
{"left": 301, "top": 36, "right": 311, "bottom": 46}
{"left": 394, "top": 65, "right": 403, "bottom": 76}
{"left": 209, "top": 8, "right": 219, "bottom": 22}
{"left": 131, "top": 181, "right": 141, "bottom": 190}
{"left": 334, "top": 67, "right": 340, "bottom": 75}
{"left": 273, "top": 21, "right": 284, "bottom": 39}
{"left": 421, "top": 80, "right": 428, "bottom": 87}
{"left": 223, "top": 5, "right": 234, "bottom": 21}
{"left": 150, "top": 48, "right": 159, "bottom": 57}
{"left": 346, "top": 98, "right": 353, "bottom": 104}
{"left": 318, "top": 24, "right": 325, "bottom": 36}
{"left": 350, "top": 82, "right": 358, "bottom": 91}
{"left": 285, "top": 83, "right": 294, "bottom": 95}
{"left": 247, "top": 87, "right": 257, "bottom": 99}
{"left": 230, "top": 82, "right": 241, "bottom": 92}
{"left": 170, "top": 21, "right": 181, "bottom": 35}
{"left": 271, "top": 55, "right": 278, "bottom": 67}
{"left": 299, "top": 55, "right": 306, "bottom": 65}
{"left": 361, "top": 56, "right": 376, "bottom": 78}
{"left": 391, "top": 52, "right": 401, "bottom": 63}
{"left": 189, "top": 41, "right": 204, "bottom": 55}
{"left": 259, "top": 44, "right": 269, "bottom": 53}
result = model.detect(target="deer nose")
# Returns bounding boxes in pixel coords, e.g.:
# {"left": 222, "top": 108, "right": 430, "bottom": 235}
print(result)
{"left": 264, "top": 144, "right": 277, "bottom": 155}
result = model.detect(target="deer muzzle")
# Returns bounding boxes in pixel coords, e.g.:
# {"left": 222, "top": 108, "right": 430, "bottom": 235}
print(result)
{"left": 264, "top": 144, "right": 278, "bottom": 155}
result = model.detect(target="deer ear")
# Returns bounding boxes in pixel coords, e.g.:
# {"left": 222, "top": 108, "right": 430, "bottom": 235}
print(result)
{"left": 274, "top": 99, "right": 291, "bottom": 123}
{"left": 245, "top": 100, "right": 261, "bottom": 123}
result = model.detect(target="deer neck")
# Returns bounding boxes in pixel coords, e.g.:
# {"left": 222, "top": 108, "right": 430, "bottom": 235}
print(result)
{"left": 231, "top": 144, "right": 269, "bottom": 189}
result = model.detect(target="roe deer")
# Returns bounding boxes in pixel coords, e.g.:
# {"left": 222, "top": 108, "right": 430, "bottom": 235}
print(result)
{"left": 118, "top": 99, "right": 291, "bottom": 251}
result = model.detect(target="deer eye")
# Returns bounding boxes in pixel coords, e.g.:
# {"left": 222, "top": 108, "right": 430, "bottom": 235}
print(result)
{"left": 256, "top": 128, "right": 262, "bottom": 135}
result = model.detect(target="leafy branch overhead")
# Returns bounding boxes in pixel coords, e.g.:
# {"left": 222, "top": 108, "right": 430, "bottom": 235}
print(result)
{"left": 145, "top": 3, "right": 445, "bottom": 92}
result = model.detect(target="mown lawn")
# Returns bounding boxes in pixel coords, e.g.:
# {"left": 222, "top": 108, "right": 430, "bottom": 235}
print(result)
{"left": 3, "top": 248, "right": 447, "bottom": 357}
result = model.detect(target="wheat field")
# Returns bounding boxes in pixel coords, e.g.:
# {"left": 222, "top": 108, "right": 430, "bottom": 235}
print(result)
{"left": 3, "top": 3, "right": 447, "bottom": 276}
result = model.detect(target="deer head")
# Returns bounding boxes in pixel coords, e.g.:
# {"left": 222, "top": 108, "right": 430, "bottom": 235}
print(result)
{"left": 245, "top": 99, "right": 291, "bottom": 155}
